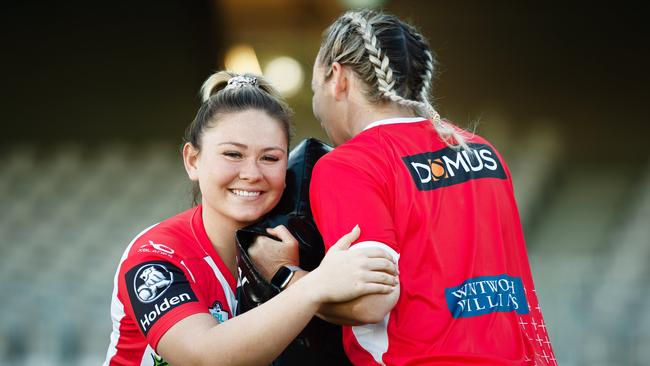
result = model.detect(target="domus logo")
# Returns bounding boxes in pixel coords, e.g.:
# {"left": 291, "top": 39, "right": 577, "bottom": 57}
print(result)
{"left": 402, "top": 144, "right": 506, "bottom": 190}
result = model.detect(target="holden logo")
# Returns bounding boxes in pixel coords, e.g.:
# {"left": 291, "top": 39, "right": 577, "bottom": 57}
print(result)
{"left": 134, "top": 264, "right": 174, "bottom": 303}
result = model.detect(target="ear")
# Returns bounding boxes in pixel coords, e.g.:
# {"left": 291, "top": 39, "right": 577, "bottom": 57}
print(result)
{"left": 182, "top": 142, "right": 200, "bottom": 181}
{"left": 329, "top": 62, "right": 349, "bottom": 101}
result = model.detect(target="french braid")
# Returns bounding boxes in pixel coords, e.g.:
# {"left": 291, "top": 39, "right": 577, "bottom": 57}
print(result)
{"left": 342, "top": 11, "right": 470, "bottom": 150}
{"left": 345, "top": 13, "right": 395, "bottom": 95}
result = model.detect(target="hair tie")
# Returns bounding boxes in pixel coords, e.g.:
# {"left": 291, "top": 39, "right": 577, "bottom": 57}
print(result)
{"left": 225, "top": 75, "right": 258, "bottom": 90}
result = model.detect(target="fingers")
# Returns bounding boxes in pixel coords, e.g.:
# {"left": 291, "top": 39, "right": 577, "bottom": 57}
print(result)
{"left": 355, "top": 282, "right": 397, "bottom": 296}
{"left": 349, "top": 248, "right": 398, "bottom": 275}
{"left": 266, "top": 225, "right": 298, "bottom": 246}
{"left": 330, "top": 225, "right": 361, "bottom": 251}
{"left": 363, "top": 271, "right": 399, "bottom": 286}
{"left": 249, "top": 235, "right": 276, "bottom": 254}
{"left": 354, "top": 248, "right": 394, "bottom": 261}
{"left": 364, "top": 257, "right": 398, "bottom": 275}
{"left": 251, "top": 234, "right": 280, "bottom": 250}
{"left": 248, "top": 235, "right": 285, "bottom": 263}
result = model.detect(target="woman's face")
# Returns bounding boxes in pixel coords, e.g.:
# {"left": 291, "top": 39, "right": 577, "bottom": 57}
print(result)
{"left": 185, "top": 109, "right": 288, "bottom": 226}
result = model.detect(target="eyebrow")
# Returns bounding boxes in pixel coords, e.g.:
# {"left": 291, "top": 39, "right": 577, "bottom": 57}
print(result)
{"left": 217, "top": 142, "right": 286, "bottom": 153}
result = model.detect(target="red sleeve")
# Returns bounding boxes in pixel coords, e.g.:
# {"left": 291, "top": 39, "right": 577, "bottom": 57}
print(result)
{"left": 310, "top": 151, "right": 398, "bottom": 253}
{"left": 118, "top": 254, "right": 206, "bottom": 350}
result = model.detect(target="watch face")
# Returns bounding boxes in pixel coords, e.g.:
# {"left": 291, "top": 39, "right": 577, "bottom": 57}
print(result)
{"left": 271, "top": 266, "right": 293, "bottom": 290}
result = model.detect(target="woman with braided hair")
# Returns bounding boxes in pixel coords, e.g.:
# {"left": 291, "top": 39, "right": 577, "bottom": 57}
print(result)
{"left": 251, "top": 8, "right": 557, "bottom": 366}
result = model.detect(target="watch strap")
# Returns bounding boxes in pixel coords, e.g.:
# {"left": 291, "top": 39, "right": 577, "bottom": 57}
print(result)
{"left": 271, "top": 265, "right": 302, "bottom": 290}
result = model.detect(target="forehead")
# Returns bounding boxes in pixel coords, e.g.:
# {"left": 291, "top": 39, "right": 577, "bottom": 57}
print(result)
{"left": 205, "top": 109, "right": 287, "bottom": 147}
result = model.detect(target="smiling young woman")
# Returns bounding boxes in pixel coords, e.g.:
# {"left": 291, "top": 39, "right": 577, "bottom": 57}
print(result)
{"left": 103, "top": 71, "right": 399, "bottom": 366}
{"left": 183, "top": 108, "right": 289, "bottom": 277}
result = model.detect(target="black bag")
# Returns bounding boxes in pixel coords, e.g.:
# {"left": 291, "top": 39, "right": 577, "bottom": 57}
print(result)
{"left": 235, "top": 138, "right": 352, "bottom": 366}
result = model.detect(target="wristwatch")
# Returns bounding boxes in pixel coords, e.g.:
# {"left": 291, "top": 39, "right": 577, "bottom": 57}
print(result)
{"left": 270, "top": 265, "right": 302, "bottom": 291}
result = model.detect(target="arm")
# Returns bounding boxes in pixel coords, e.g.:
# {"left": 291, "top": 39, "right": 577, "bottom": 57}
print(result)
{"left": 250, "top": 227, "right": 400, "bottom": 326}
{"left": 157, "top": 272, "right": 323, "bottom": 366}
{"left": 157, "top": 226, "right": 398, "bottom": 366}
{"left": 276, "top": 270, "right": 398, "bottom": 326}
{"left": 317, "top": 284, "right": 400, "bottom": 326}
{"left": 307, "top": 153, "right": 402, "bottom": 325}
{"left": 317, "top": 242, "right": 400, "bottom": 325}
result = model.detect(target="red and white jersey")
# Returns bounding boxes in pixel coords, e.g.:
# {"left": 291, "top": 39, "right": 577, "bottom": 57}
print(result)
{"left": 104, "top": 205, "right": 237, "bottom": 366}
{"left": 310, "top": 117, "right": 557, "bottom": 365}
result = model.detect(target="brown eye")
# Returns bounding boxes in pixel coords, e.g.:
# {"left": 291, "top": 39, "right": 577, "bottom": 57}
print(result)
{"left": 223, "top": 151, "right": 243, "bottom": 159}
{"left": 261, "top": 155, "right": 280, "bottom": 162}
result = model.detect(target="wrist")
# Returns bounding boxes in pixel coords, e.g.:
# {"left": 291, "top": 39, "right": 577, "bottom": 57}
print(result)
{"left": 294, "top": 269, "right": 326, "bottom": 305}
{"left": 270, "top": 265, "right": 302, "bottom": 291}
{"left": 285, "top": 269, "right": 308, "bottom": 289}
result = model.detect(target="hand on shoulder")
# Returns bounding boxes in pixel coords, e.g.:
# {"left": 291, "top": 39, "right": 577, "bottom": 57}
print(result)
{"left": 305, "top": 225, "right": 399, "bottom": 303}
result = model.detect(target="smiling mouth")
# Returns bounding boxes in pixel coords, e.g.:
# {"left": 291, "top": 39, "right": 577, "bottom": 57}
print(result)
{"left": 230, "top": 189, "right": 262, "bottom": 198}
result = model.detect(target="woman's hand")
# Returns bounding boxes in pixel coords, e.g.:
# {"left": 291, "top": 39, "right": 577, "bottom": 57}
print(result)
{"left": 306, "top": 225, "right": 399, "bottom": 303}
{"left": 248, "top": 225, "right": 300, "bottom": 282}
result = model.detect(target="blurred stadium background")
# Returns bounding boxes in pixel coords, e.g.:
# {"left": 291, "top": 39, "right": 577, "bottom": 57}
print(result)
{"left": 1, "top": 1, "right": 648, "bottom": 365}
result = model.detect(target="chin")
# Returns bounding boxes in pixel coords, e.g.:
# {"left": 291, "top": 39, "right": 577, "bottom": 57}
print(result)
{"left": 231, "top": 212, "right": 264, "bottom": 226}
{"left": 231, "top": 206, "right": 274, "bottom": 225}
{"left": 222, "top": 195, "right": 282, "bottom": 226}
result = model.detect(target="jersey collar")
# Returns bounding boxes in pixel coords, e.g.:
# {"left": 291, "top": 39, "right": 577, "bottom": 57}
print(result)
{"left": 362, "top": 117, "right": 428, "bottom": 131}
{"left": 190, "top": 205, "right": 238, "bottom": 291}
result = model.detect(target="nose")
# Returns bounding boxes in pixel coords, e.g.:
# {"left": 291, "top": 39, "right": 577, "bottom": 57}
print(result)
{"left": 239, "top": 157, "right": 263, "bottom": 182}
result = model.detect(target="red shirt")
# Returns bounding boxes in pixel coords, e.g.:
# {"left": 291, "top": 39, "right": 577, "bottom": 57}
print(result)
{"left": 310, "top": 118, "right": 556, "bottom": 365}
{"left": 103, "top": 206, "right": 237, "bottom": 366}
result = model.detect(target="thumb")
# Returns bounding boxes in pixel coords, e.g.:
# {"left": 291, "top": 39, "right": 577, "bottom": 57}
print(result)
{"left": 330, "top": 225, "right": 360, "bottom": 251}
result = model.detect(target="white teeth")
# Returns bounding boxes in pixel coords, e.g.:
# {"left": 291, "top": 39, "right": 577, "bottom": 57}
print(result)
{"left": 232, "top": 189, "right": 261, "bottom": 197}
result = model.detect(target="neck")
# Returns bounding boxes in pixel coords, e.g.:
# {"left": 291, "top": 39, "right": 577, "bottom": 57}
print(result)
{"left": 347, "top": 98, "right": 418, "bottom": 138}
{"left": 201, "top": 205, "right": 242, "bottom": 278}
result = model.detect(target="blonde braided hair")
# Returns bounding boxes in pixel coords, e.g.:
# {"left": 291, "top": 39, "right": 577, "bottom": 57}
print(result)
{"left": 322, "top": 10, "right": 470, "bottom": 150}
{"left": 345, "top": 13, "right": 396, "bottom": 95}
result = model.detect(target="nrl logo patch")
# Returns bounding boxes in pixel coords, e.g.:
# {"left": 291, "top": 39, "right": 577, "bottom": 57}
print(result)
{"left": 209, "top": 301, "right": 230, "bottom": 323}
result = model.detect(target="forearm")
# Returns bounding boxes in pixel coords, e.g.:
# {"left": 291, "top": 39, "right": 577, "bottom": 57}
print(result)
{"left": 283, "top": 270, "right": 363, "bottom": 326}
{"left": 315, "top": 241, "right": 400, "bottom": 325}
{"left": 317, "top": 298, "right": 366, "bottom": 326}
{"left": 289, "top": 269, "right": 400, "bottom": 326}
{"left": 158, "top": 274, "right": 321, "bottom": 366}
{"left": 284, "top": 270, "right": 359, "bottom": 325}
{"left": 317, "top": 285, "right": 400, "bottom": 325}
{"left": 206, "top": 279, "right": 319, "bottom": 364}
